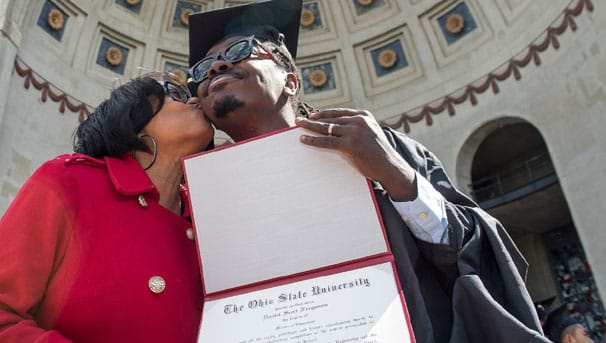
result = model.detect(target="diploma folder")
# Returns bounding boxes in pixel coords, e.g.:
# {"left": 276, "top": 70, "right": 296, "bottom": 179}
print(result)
{"left": 183, "top": 127, "right": 415, "bottom": 342}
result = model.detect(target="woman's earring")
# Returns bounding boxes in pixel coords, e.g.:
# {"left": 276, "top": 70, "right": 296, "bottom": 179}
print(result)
{"left": 134, "top": 134, "right": 158, "bottom": 170}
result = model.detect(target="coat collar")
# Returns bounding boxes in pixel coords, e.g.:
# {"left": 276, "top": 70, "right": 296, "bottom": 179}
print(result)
{"left": 104, "top": 154, "right": 158, "bottom": 199}
{"left": 66, "top": 153, "right": 158, "bottom": 198}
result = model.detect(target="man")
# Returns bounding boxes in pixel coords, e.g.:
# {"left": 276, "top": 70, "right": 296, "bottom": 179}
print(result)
{"left": 187, "top": 0, "right": 549, "bottom": 342}
{"left": 544, "top": 306, "right": 595, "bottom": 343}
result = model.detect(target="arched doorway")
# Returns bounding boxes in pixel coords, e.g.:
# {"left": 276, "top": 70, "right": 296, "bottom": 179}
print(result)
{"left": 459, "top": 118, "right": 605, "bottom": 339}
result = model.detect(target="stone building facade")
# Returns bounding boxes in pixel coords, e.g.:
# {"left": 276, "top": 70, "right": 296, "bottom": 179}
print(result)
{"left": 1, "top": 0, "right": 605, "bottom": 338}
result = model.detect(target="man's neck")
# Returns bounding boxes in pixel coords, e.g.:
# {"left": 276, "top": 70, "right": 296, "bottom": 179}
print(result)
{"left": 232, "top": 110, "right": 295, "bottom": 142}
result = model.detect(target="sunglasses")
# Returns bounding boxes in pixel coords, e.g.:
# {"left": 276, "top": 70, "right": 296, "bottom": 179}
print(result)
{"left": 189, "top": 36, "right": 277, "bottom": 83}
{"left": 161, "top": 80, "right": 191, "bottom": 104}
{"left": 143, "top": 71, "right": 192, "bottom": 104}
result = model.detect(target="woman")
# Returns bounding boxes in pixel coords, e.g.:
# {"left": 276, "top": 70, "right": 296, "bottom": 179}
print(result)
{"left": 0, "top": 72, "right": 213, "bottom": 342}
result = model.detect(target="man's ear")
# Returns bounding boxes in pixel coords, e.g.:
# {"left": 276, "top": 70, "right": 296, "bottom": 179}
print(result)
{"left": 562, "top": 333, "right": 574, "bottom": 343}
{"left": 283, "top": 73, "right": 299, "bottom": 97}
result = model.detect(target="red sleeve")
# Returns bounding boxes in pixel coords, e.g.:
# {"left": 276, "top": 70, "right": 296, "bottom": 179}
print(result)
{"left": 0, "top": 159, "right": 75, "bottom": 342}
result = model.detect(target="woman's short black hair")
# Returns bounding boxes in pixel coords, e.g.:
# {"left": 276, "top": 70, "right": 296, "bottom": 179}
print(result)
{"left": 73, "top": 75, "right": 165, "bottom": 158}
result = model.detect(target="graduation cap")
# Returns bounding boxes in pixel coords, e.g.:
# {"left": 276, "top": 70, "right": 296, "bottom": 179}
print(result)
{"left": 188, "top": 0, "right": 303, "bottom": 68}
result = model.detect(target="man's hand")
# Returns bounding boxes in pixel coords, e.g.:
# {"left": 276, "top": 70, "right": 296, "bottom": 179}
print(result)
{"left": 295, "top": 108, "right": 417, "bottom": 202}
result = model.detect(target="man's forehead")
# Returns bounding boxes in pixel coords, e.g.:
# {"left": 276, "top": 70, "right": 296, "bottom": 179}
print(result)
{"left": 206, "top": 36, "right": 246, "bottom": 56}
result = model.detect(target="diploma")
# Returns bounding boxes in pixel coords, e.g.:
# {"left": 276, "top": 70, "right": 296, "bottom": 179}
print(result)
{"left": 183, "top": 127, "right": 415, "bottom": 342}
{"left": 198, "top": 260, "right": 412, "bottom": 343}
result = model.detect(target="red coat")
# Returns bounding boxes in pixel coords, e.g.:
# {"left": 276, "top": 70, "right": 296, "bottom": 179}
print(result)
{"left": 0, "top": 153, "right": 203, "bottom": 342}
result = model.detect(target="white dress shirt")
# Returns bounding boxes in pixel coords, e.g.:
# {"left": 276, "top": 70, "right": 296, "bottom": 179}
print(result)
{"left": 389, "top": 172, "right": 449, "bottom": 244}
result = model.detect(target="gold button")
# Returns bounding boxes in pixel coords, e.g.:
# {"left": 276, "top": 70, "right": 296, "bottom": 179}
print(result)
{"left": 138, "top": 195, "right": 148, "bottom": 208}
{"left": 401, "top": 215, "right": 409, "bottom": 222}
{"left": 186, "top": 228, "right": 195, "bottom": 241}
{"left": 418, "top": 212, "right": 428, "bottom": 221}
{"left": 148, "top": 276, "right": 166, "bottom": 294}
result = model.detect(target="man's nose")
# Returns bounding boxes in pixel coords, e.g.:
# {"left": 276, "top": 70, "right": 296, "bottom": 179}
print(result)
{"left": 208, "top": 57, "right": 234, "bottom": 79}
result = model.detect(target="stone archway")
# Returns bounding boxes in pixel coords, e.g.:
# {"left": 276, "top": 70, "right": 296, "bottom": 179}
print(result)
{"left": 457, "top": 117, "right": 606, "bottom": 339}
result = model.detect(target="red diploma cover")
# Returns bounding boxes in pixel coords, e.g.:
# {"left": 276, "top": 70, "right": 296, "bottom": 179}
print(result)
{"left": 183, "top": 127, "right": 415, "bottom": 342}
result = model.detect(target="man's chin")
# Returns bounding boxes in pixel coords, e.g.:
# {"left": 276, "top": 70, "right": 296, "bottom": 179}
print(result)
{"left": 212, "top": 94, "right": 244, "bottom": 119}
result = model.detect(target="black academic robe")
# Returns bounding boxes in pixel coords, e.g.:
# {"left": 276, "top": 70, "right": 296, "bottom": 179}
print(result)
{"left": 377, "top": 127, "right": 550, "bottom": 343}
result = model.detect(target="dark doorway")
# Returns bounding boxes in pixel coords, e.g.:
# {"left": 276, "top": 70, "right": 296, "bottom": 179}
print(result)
{"left": 469, "top": 121, "right": 605, "bottom": 340}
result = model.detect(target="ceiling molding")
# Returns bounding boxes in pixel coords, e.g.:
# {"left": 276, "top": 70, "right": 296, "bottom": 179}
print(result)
{"left": 382, "top": 0, "right": 594, "bottom": 133}
{"left": 14, "top": 57, "right": 92, "bottom": 121}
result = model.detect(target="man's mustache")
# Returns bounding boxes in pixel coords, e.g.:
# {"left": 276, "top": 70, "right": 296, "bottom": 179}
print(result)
{"left": 202, "top": 70, "right": 248, "bottom": 97}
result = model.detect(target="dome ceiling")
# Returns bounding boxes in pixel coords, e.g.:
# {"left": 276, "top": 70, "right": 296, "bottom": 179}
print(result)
{"left": 19, "top": 0, "right": 593, "bottom": 133}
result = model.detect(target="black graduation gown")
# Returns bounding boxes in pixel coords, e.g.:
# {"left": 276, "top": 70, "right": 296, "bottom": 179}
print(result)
{"left": 377, "top": 127, "right": 551, "bottom": 343}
